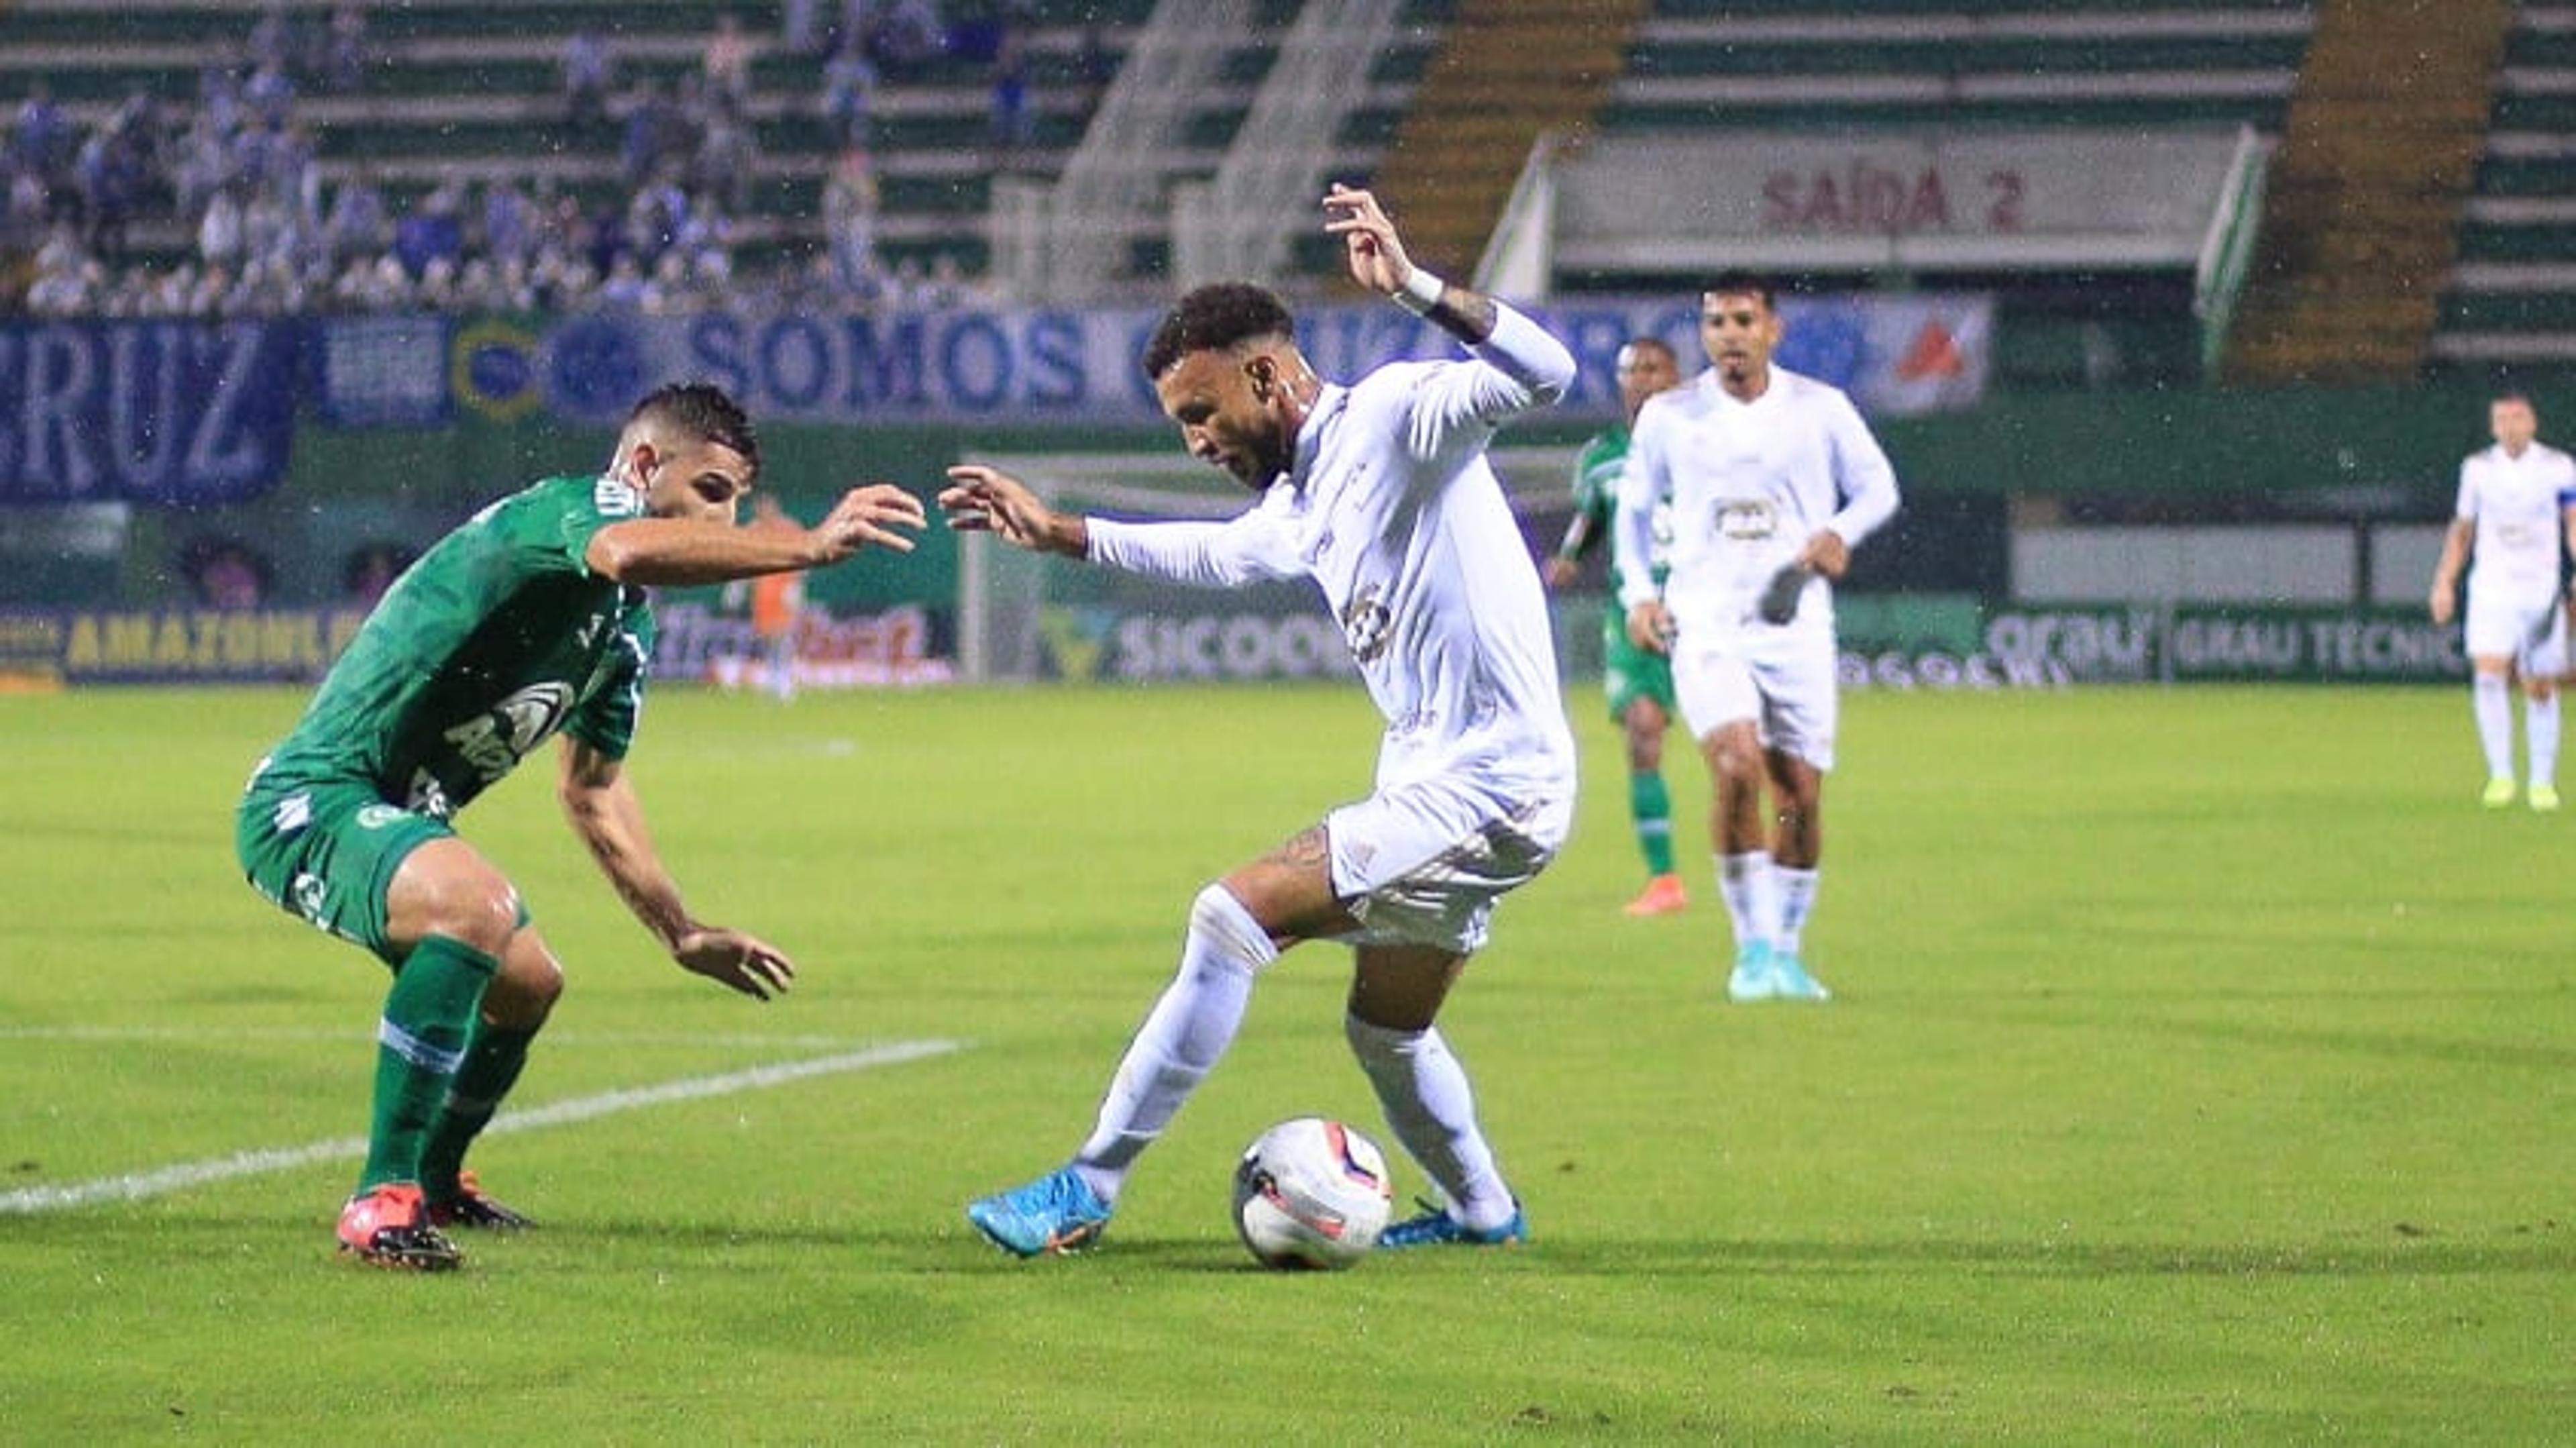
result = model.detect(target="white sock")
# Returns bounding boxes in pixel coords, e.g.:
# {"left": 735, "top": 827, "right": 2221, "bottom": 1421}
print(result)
{"left": 1071, "top": 884, "right": 1275, "bottom": 1202}
{"left": 2528, "top": 693, "right": 2561, "bottom": 789}
{"left": 1344, "top": 1015, "right": 1515, "bottom": 1232}
{"left": 1774, "top": 866, "right": 1819, "bottom": 957}
{"left": 1717, "top": 851, "right": 1776, "bottom": 951}
{"left": 2475, "top": 675, "right": 2514, "bottom": 781}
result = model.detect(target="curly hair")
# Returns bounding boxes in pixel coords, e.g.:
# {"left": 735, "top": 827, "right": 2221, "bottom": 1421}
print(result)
{"left": 629, "top": 382, "right": 761, "bottom": 475}
{"left": 1140, "top": 282, "right": 1295, "bottom": 380}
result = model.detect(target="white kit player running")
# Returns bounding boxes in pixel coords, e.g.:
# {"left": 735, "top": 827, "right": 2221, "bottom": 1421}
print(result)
{"left": 2429, "top": 391, "right": 2576, "bottom": 811}
{"left": 1614, "top": 274, "right": 1900, "bottom": 1002}
{"left": 942, "top": 184, "right": 1578, "bottom": 1257}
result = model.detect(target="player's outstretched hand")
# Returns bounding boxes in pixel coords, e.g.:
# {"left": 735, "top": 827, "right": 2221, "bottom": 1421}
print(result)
{"left": 673, "top": 925, "right": 797, "bottom": 1001}
{"left": 1324, "top": 183, "right": 1415, "bottom": 297}
{"left": 941, "top": 464, "right": 1085, "bottom": 556}
{"left": 812, "top": 483, "right": 926, "bottom": 562}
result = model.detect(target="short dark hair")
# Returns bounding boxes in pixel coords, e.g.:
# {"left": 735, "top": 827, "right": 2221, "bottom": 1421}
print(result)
{"left": 1621, "top": 335, "right": 1678, "bottom": 362}
{"left": 631, "top": 382, "right": 760, "bottom": 476}
{"left": 1140, "top": 282, "right": 1295, "bottom": 380}
{"left": 1703, "top": 270, "right": 1778, "bottom": 311}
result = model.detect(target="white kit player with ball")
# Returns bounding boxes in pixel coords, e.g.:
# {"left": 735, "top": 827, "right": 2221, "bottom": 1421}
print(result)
{"left": 2429, "top": 391, "right": 2576, "bottom": 811}
{"left": 944, "top": 185, "right": 1577, "bottom": 1257}
{"left": 1614, "top": 274, "right": 1900, "bottom": 1003}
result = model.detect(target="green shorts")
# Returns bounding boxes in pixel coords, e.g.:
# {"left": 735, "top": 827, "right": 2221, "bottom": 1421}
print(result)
{"left": 235, "top": 768, "right": 452, "bottom": 967}
{"left": 1601, "top": 609, "right": 1676, "bottom": 723}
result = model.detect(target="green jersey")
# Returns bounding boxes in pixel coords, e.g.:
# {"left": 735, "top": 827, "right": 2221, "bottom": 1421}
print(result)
{"left": 262, "top": 473, "right": 659, "bottom": 819}
{"left": 1561, "top": 425, "right": 1671, "bottom": 599}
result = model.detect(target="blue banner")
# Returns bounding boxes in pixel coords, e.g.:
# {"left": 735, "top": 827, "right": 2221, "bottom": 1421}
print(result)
{"left": 493, "top": 294, "right": 1992, "bottom": 428}
{"left": 0, "top": 321, "right": 303, "bottom": 505}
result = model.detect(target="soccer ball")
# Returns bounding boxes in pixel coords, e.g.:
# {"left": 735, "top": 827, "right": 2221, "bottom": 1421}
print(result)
{"left": 1230, "top": 1117, "right": 1395, "bottom": 1270}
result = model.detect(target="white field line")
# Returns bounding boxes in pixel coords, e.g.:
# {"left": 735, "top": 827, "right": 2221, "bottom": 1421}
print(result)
{"left": 0, "top": 1037, "right": 963, "bottom": 1214}
{"left": 0, "top": 1026, "right": 891, "bottom": 1050}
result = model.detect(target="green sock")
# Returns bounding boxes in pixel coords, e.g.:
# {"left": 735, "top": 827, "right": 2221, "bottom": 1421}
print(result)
{"left": 419, "top": 1019, "right": 539, "bottom": 1201}
{"left": 1631, "top": 770, "right": 1675, "bottom": 876}
{"left": 358, "top": 935, "right": 496, "bottom": 1193}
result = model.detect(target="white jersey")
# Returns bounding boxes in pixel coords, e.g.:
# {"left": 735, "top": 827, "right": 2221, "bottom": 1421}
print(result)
{"left": 2456, "top": 440, "right": 2576, "bottom": 603}
{"left": 1087, "top": 304, "right": 1578, "bottom": 795}
{"left": 1612, "top": 366, "right": 1900, "bottom": 633}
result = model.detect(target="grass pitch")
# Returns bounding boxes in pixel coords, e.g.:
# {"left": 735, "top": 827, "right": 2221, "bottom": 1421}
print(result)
{"left": 1, "top": 682, "right": 2569, "bottom": 1442}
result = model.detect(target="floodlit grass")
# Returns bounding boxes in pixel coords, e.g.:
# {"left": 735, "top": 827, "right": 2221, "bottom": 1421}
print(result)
{"left": 1, "top": 682, "right": 2570, "bottom": 1441}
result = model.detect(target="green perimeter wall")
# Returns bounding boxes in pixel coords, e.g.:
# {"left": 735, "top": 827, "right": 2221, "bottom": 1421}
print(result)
{"left": 105, "top": 376, "right": 2536, "bottom": 610}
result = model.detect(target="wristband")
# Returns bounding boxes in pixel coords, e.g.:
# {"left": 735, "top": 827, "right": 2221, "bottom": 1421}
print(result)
{"left": 1393, "top": 268, "right": 1447, "bottom": 316}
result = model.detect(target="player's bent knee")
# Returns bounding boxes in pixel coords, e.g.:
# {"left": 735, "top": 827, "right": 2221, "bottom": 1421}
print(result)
{"left": 1190, "top": 882, "right": 1277, "bottom": 968}
{"left": 483, "top": 939, "right": 564, "bottom": 1027}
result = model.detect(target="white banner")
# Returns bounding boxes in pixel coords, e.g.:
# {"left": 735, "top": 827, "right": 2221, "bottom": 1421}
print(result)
{"left": 1551, "top": 128, "right": 2255, "bottom": 272}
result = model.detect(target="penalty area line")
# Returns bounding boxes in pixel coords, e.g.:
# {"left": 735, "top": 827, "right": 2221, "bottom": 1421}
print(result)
{"left": 0, "top": 1037, "right": 963, "bottom": 1215}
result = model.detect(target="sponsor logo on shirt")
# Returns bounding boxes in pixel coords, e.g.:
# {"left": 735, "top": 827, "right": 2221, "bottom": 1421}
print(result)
{"left": 441, "top": 681, "right": 576, "bottom": 784}
{"left": 1719, "top": 499, "right": 1778, "bottom": 541}
{"left": 593, "top": 472, "right": 646, "bottom": 518}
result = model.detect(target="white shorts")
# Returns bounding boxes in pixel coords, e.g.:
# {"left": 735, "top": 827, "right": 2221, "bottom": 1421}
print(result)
{"left": 2464, "top": 586, "right": 2567, "bottom": 673}
{"left": 1324, "top": 774, "right": 1573, "bottom": 955}
{"left": 1670, "top": 621, "right": 1839, "bottom": 770}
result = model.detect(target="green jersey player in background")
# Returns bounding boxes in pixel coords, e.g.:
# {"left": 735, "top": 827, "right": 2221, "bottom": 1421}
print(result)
{"left": 235, "top": 382, "right": 926, "bottom": 1270}
{"left": 1542, "top": 337, "right": 1686, "bottom": 916}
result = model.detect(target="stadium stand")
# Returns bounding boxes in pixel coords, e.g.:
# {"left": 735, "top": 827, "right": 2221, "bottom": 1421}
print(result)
{"left": 2222, "top": 0, "right": 2511, "bottom": 384}
{"left": 0, "top": 0, "right": 1457, "bottom": 310}
{"left": 2436, "top": 3, "right": 2576, "bottom": 370}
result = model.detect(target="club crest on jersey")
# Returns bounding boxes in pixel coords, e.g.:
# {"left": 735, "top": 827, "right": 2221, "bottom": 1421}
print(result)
{"left": 443, "top": 682, "right": 575, "bottom": 782}
{"left": 594, "top": 472, "right": 646, "bottom": 518}
{"left": 1341, "top": 584, "right": 1393, "bottom": 664}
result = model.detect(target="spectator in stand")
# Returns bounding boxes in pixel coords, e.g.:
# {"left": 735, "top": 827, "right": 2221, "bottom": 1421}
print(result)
{"left": 597, "top": 252, "right": 649, "bottom": 310}
{"left": 341, "top": 541, "right": 415, "bottom": 609}
{"left": 325, "top": 5, "right": 375, "bottom": 94}
{"left": 323, "top": 167, "right": 390, "bottom": 268}
{"left": 393, "top": 175, "right": 466, "bottom": 280}
{"left": 248, "top": 2, "right": 294, "bottom": 72}
{"left": 246, "top": 59, "right": 297, "bottom": 130}
{"left": 704, "top": 14, "right": 755, "bottom": 117}
{"left": 988, "top": 28, "right": 1032, "bottom": 159}
{"left": 478, "top": 178, "right": 537, "bottom": 271}
{"left": 182, "top": 537, "right": 274, "bottom": 609}
{"left": 784, "top": 0, "right": 822, "bottom": 56}
{"left": 3, "top": 166, "right": 48, "bottom": 257}
{"left": 199, "top": 52, "right": 247, "bottom": 141}
{"left": 24, "top": 240, "right": 104, "bottom": 317}
{"left": 563, "top": 29, "right": 614, "bottom": 135}
{"left": 13, "top": 81, "right": 70, "bottom": 186}
{"left": 877, "top": 0, "right": 945, "bottom": 78}
{"left": 625, "top": 164, "right": 690, "bottom": 269}
{"left": 822, "top": 145, "right": 881, "bottom": 295}
{"left": 173, "top": 115, "right": 235, "bottom": 220}
{"left": 822, "top": 37, "right": 878, "bottom": 150}
{"left": 198, "top": 182, "right": 246, "bottom": 272}
{"left": 621, "top": 79, "right": 676, "bottom": 189}
{"left": 694, "top": 111, "right": 757, "bottom": 217}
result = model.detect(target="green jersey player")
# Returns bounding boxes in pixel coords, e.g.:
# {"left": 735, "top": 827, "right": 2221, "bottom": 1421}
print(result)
{"left": 235, "top": 382, "right": 926, "bottom": 1271}
{"left": 1542, "top": 337, "right": 1686, "bottom": 915}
